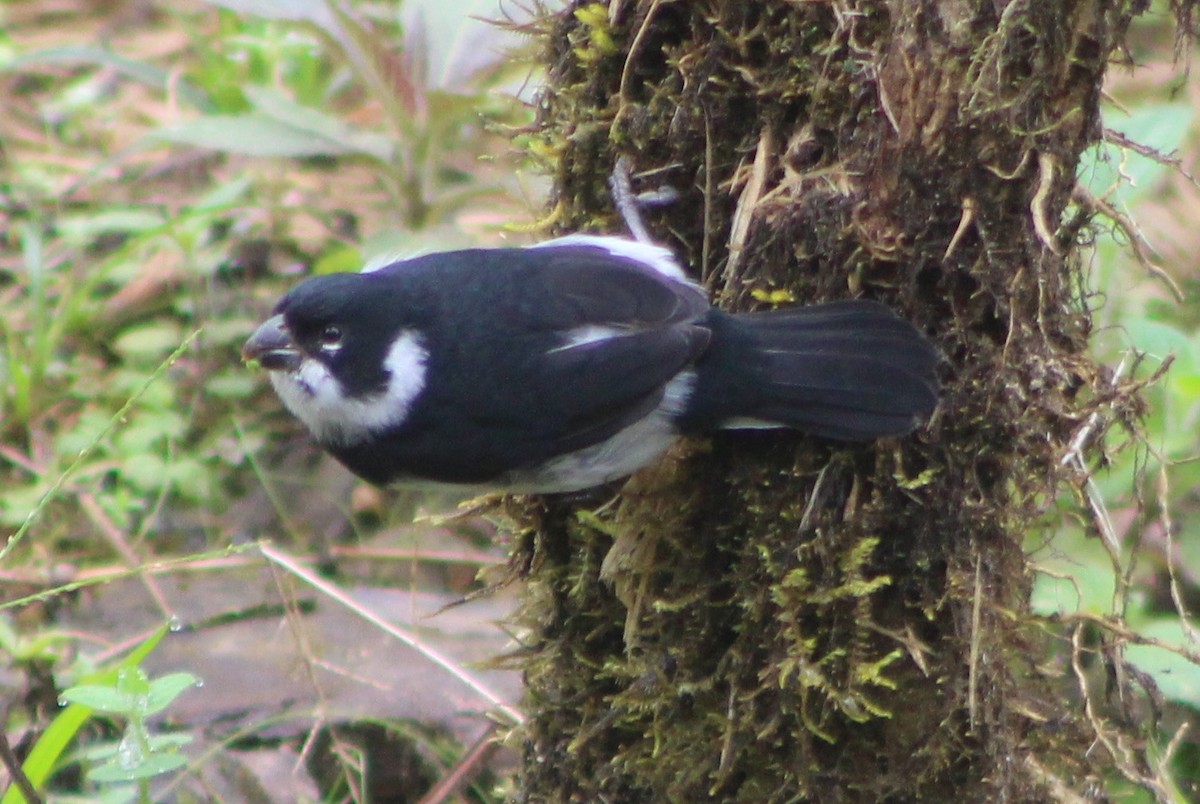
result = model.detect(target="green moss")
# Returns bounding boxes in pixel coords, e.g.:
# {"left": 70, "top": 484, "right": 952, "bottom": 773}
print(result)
{"left": 570, "top": 3, "right": 619, "bottom": 64}
{"left": 509, "top": 0, "right": 1188, "bottom": 800}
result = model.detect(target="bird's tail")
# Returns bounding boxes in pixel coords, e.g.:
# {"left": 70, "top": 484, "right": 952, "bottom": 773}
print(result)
{"left": 678, "top": 300, "right": 939, "bottom": 440}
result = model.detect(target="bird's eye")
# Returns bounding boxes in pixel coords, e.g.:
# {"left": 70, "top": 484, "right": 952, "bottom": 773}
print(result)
{"left": 320, "top": 325, "right": 343, "bottom": 348}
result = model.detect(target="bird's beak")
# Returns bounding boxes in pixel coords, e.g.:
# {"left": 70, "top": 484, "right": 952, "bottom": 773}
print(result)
{"left": 243, "top": 314, "right": 302, "bottom": 372}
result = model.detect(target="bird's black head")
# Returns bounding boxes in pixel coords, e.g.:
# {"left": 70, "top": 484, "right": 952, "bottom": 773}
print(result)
{"left": 270, "top": 273, "right": 404, "bottom": 396}
{"left": 243, "top": 272, "right": 429, "bottom": 446}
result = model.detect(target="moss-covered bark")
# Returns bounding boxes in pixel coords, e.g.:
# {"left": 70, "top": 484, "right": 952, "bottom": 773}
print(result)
{"left": 511, "top": 2, "right": 1188, "bottom": 799}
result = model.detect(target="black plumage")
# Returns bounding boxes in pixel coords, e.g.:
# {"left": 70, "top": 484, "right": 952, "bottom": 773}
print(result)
{"left": 675, "top": 301, "right": 940, "bottom": 440}
{"left": 245, "top": 238, "right": 940, "bottom": 491}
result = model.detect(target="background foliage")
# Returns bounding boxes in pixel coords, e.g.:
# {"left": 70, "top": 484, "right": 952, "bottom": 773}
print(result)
{"left": 0, "top": 1, "right": 534, "bottom": 800}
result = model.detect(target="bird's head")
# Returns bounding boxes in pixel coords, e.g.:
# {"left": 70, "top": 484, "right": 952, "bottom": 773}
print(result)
{"left": 242, "top": 273, "right": 428, "bottom": 447}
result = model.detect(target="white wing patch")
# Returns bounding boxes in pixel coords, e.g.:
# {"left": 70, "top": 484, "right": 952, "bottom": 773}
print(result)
{"left": 365, "top": 235, "right": 693, "bottom": 285}
{"left": 660, "top": 369, "right": 696, "bottom": 417}
{"left": 503, "top": 371, "right": 696, "bottom": 492}
{"left": 546, "top": 324, "right": 625, "bottom": 354}
{"left": 360, "top": 249, "right": 421, "bottom": 274}
{"left": 529, "top": 234, "right": 690, "bottom": 282}
{"left": 270, "top": 331, "right": 429, "bottom": 446}
{"left": 719, "top": 416, "right": 786, "bottom": 430}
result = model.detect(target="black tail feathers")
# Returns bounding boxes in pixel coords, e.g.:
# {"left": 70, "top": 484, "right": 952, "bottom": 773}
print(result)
{"left": 678, "top": 300, "right": 939, "bottom": 441}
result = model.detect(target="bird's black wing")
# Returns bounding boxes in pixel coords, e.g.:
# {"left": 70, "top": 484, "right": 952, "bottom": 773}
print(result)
{"left": 368, "top": 244, "right": 712, "bottom": 481}
{"left": 460, "top": 245, "right": 712, "bottom": 456}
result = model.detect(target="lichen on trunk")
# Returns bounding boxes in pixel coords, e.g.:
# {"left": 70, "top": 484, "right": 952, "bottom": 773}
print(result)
{"left": 509, "top": 1, "right": 1187, "bottom": 799}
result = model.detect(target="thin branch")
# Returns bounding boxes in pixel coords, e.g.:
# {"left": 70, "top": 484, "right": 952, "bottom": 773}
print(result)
{"left": 1071, "top": 183, "right": 1185, "bottom": 302}
{"left": 417, "top": 723, "right": 504, "bottom": 804}
{"left": 0, "top": 705, "right": 44, "bottom": 804}
{"left": 1103, "top": 127, "right": 1200, "bottom": 192}
{"left": 259, "top": 541, "right": 525, "bottom": 727}
{"left": 720, "top": 126, "right": 774, "bottom": 300}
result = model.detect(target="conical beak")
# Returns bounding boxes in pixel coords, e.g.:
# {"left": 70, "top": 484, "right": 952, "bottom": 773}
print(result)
{"left": 243, "top": 314, "right": 302, "bottom": 372}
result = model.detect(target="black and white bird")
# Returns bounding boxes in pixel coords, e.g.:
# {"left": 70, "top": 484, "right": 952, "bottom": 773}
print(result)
{"left": 242, "top": 235, "right": 939, "bottom": 493}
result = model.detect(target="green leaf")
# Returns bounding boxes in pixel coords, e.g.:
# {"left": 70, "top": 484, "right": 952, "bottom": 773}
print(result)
{"left": 243, "top": 85, "right": 395, "bottom": 160}
{"left": 118, "top": 453, "right": 168, "bottom": 493}
{"left": 2, "top": 627, "right": 172, "bottom": 804}
{"left": 1172, "top": 373, "right": 1200, "bottom": 399}
{"left": 114, "top": 411, "right": 188, "bottom": 450}
{"left": 143, "top": 673, "right": 200, "bottom": 716}
{"left": 1122, "top": 318, "right": 1197, "bottom": 375}
{"left": 1030, "top": 529, "right": 1118, "bottom": 617}
{"left": 204, "top": 317, "right": 261, "bottom": 347}
{"left": 59, "top": 684, "right": 135, "bottom": 714}
{"left": 1081, "top": 103, "right": 1195, "bottom": 205}
{"left": 166, "top": 457, "right": 212, "bottom": 501}
{"left": 150, "top": 86, "right": 395, "bottom": 163}
{"left": 54, "top": 409, "right": 113, "bottom": 457}
{"left": 112, "top": 322, "right": 186, "bottom": 365}
{"left": 146, "top": 734, "right": 194, "bottom": 751}
{"left": 205, "top": 371, "right": 258, "bottom": 399}
{"left": 114, "top": 666, "right": 150, "bottom": 700}
{"left": 5, "top": 46, "right": 210, "bottom": 110}
{"left": 312, "top": 243, "right": 363, "bottom": 275}
{"left": 88, "top": 750, "right": 188, "bottom": 783}
{"left": 1125, "top": 619, "right": 1200, "bottom": 707}
{"left": 403, "top": 0, "right": 517, "bottom": 91}
{"left": 0, "top": 485, "right": 53, "bottom": 528}
{"left": 56, "top": 209, "right": 167, "bottom": 245}
{"left": 151, "top": 114, "right": 355, "bottom": 158}
{"left": 192, "top": 175, "right": 254, "bottom": 211}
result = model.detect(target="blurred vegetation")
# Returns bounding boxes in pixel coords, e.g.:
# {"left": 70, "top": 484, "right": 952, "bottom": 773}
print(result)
{"left": 0, "top": 1, "right": 534, "bottom": 800}
{"left": 1026, "top": 17, "right": 1200, "bottom": 796}
{"left": 0, "top": 0, "right": 1196, "bottom": 801}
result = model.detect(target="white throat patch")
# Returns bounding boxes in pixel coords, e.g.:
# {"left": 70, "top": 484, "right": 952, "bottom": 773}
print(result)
{"left": 270, "top": 330, "right": 428, "bottom": 446}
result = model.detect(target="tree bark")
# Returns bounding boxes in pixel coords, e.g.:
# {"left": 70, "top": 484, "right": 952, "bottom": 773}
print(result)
{"left": 512, "top": 2, "right": 1180, "bottom": 799}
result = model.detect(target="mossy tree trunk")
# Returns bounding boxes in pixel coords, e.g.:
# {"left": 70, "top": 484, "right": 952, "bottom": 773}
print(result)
{"left": 513, "top": 2, "right": 1175, "bottom": 799}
